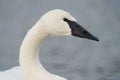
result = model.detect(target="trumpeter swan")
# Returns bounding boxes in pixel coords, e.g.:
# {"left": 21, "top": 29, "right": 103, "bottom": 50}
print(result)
{"left": 0, "top": 9, "right": 99, "bottom": 80}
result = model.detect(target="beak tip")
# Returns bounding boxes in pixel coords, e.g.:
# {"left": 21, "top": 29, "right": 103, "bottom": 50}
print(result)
{"left": 94, "top": 37, "right": 99, "bottom": 42}
{"left": 96, "top": 39, "right": 99, "bottom": 42}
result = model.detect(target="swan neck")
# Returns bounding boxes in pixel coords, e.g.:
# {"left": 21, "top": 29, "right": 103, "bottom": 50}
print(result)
{"left": 20, "top": 21, "right": 49, "bottom": 80}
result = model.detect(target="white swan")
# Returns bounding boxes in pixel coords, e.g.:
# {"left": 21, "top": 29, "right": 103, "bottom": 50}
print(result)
{"left": 0, "top": 9, "right": 99, "bottom": 80}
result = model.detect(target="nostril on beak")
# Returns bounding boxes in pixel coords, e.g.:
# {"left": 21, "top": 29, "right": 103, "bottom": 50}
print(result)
{"left": 82, "top": 30, "right": 87, "bottom": 35}
{"left": 76, "top": 25, "right": 79, "bottom": 28}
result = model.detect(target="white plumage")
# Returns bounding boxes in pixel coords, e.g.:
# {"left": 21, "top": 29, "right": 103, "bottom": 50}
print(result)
{"left": 0, "top": 9, "right": 98, "bottom": 80}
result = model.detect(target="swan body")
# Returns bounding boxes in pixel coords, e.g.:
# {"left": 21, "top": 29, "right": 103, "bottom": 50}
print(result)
{"left": 0, "top": 67, "right": 23, "bottom": 80}
{"left": 0, "top": 9, "right": 99, "bottom": 80}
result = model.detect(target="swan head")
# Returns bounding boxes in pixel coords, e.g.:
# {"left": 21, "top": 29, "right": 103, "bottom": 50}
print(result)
{"left": 41, "top": 9, "right": 99, "bottom": 41}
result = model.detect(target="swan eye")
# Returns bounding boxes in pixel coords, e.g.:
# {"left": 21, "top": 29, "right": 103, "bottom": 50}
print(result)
{"left": 63, "top": 18, "right": 68, "bottom": 22}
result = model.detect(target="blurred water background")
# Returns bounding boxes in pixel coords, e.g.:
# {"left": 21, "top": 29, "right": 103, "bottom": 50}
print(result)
{"left": 0, "top": 0, "right": 120, "bottom": 80}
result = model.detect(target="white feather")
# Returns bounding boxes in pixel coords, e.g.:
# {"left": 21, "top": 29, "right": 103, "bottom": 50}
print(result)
{"left": 0, "top": 9, "right": 77, "bottom": 80}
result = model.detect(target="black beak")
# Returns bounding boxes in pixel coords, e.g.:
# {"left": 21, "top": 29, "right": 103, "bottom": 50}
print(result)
{"left": 64, "top": 18, "right": 99, "bottom": 41}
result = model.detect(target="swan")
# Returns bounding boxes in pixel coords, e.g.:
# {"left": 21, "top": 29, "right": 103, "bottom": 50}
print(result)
{"left": 0, "top": 9, "right": 99, "bottom": 80}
